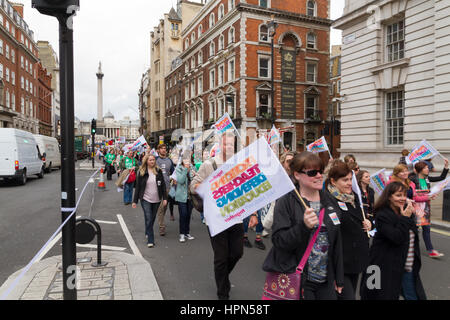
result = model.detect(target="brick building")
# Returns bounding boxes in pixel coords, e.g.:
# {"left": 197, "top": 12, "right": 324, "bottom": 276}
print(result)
{"left": 326, "top": 44, "right": 341, "bottom": 157}
{"left": 177, "top": 0, "right": 332, "bottom": 151}
{"left": 0, "top": 2, "right": 40, "bottom": 134}
{"left": 37, "top": 62, "right": 52, "bottom": 137}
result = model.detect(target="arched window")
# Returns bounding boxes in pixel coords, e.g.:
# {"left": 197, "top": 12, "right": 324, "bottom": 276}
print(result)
{"left": 210, "top": 42, "right": 215, "bottom": 57}
{"left": 259, "top": 24, "right": 269, "bottom": 42}
{"left": 219, "top": 4, "right": 225, "bottom": 19}
{"left": 219, "top": 34, "right": 225, "bottom": 51}
{"left": 229, "top": 0, "right": 235, "bottom": 11}
{"left": 228, "top": 27, "right": 235, "bottom": 44}
{"left": 198, "top": 24, "right": 203, "bottom": 36}
{"left": 307, "top": 32, "right": 316, "bottom": 49}
{"left": 191, "top": 32, "right": 196, "bottom": 43}
{"left": 307, "top": 1, "right": 316, "bottom": 17}
{"left": 209, "top": 13, "right": 215, "bottom": 28}
{"left": 198, "top": 50, "right": 203, "bottom": 65}
{"left": 185, "top": 38, "right": 189, "bottom": 49}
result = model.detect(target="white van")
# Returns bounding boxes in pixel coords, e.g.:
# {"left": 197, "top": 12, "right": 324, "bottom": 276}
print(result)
{"left": 33, "top": 134, "right": 61, "bottom": 173}
{"left": 0, "top": 128, "right": 44, "bottom": 185}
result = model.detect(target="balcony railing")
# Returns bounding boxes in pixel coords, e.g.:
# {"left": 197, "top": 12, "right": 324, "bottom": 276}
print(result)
{"left": 304, "top": 109, "right": 322, "bottom": 123}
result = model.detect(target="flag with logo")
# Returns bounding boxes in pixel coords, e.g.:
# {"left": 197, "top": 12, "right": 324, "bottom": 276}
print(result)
{"left": 406, "top": 140, "right": 441, "bottom": 164}
{"left": 306, "top": 136, "right": 332, "bottom": 157}
{"left": 370, "top": 169, "right": 388, "bottom": 196}
{"left": 212, "top": 112, "right": 241, "bottom": 139}
{"left": 268, "top": 125, "right": 281, "bottom": 146}
{"left": 130, "top": 135, "right": 148, "bottom": 151}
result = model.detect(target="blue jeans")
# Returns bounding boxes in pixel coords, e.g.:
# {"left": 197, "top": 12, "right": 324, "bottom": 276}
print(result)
{"left": 421, "top": 225, "right": 434, "bottom": 252}
{"left": 401, "top": 271, "right": 418, "bottom": 300}
{"left": 178, "top": 200, "right": 193, "bottom": 235}
{"left": 243, "top": 210, "right": 263, "bottom": 235}
{"left": 141, "top": 200, "right": 160, "bottom": 244}
{"left": 124, "top": 182, "right": 133, "bottom": 204}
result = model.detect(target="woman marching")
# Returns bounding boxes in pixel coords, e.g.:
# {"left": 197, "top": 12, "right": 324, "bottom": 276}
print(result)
{"left": 175, "top": 158, "right": 195, "bottom": 243}
{"left": 132, "top": 154, "right": 167, "bottom": 248}
{"left": 357, "top": 170, "right": 375, "bottom": 224}
{"left": 325, "top": 162, "right": 371, "bottom": 300}
{"left": 262, "top": 152, "right": 344, "bottom": 300}
{"left": 360, "top": 182, "right": 426, "bottom": 300}
{"left": 409, "top": 159, "right": 449, "bottom": 258}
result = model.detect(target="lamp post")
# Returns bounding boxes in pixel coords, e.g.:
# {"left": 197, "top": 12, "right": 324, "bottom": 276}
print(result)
{"left": 32, "top": 0, "right": 80, "bottom": 301}
{"left": 267, "top": 15, "right": 278, "bottom": 127}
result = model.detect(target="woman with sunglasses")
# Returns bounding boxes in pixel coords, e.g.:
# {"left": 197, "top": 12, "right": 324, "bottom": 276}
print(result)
{"left": 263, "top": 152, "right": 344, "bottom": 300}
{"left": 325, "top": 162, "right": 371, "bottom": 300}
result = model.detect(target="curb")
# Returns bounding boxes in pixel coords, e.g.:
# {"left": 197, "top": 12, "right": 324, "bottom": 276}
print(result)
{"left": 431, "top": 221, "right": 450, "bottom": 232}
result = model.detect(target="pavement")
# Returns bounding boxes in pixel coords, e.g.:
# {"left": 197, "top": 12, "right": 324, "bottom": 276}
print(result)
{"left": 0, "top": 251, "right": 162, "bottom": 300}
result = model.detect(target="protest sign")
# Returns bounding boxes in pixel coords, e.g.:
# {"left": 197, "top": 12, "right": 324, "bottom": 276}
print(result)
{"left": 429, "top": 177, "right": 450, "bottom": 197}
{"left": 370, "top": 169, "right": 388, "bottom": 196}
{"left": 406, "top": 140, "right": 440, "bottom": 164}
{"left": 130, "top": 135, "right": 148, "bottom": 151}
{"left": 196, "top": 138, "right": 295, "bottom": 237}
{"left": 212, "top": 112, "right": 241, "bottom": 139}
{"left": 306, "top": 136, "right": 332, "bottom": 157}
{"left": 269, "top": 126, "right": 281, "bottom": 146}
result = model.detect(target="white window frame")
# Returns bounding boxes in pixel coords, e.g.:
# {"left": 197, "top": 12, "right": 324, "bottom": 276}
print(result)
{"left": 259, "top": 0, "right": 270, "bottom": 8}
{"left": 228, "top": 27, "right": 235, "bottom": 45}
{"left": 307, "top": 33, "right": 316, "bottom": 49}
{"left": 306, "top": 62, "right": 317, "bottom": 83}
{"left": 386, "top": 20, "right": 405, "bottom": 63}
{"left": 209, "top": 13, "right": 215, "bottom": 28}
{"left": 258, "top": 55, "right": 271, "bottom": 79}
{"left": 305, "top": 95, "right": 318, "bottom": 119}
{"left": 218, "top": 4, "right": 225, "bottom": 19}
{"left": 228, "top": 58, "right": 235, "bottom": 82}
{"left": 210, "top": 42, "right": 215, "bottom": 57}
{"left": 198, "top": 76, "right": 203, "bottom": 94}
{"left": 210, "top": 69, "right": 216, "bottom": 89}
{"left": 198, "top": 51, "right": 203, "bottom": 65}
{"left": 228, "top": 0, "right": 235, "bottom": 11}
{"left": 257, "top": 92, "right": 271, "bottom": 118}
{"left": 307, "top": 1, "right": 317, "bottom": 17}
{"left": 218, "top": 64, "right": 225, "bottom": 86}
{"left": 259, "top": 24, "right": 269, "bottom": 42}
{"left": 385, "top": 90, "right": 404, "bottom": 146}
{"left": 219, "top": 34, "right": 225, "bottom": 51}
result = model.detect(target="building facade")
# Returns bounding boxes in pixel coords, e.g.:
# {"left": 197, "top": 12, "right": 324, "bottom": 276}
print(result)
{"left": 0, "top": 1, "right": 40, "bottom": 134}
{"left": 178, "top": 0, "right": 332, "bottom": 151}
{"left": 326, "top": 44, "right": 341, "bottom": 157}
{"left": 333, "top": 0, "right": 450, "bottom": 170}
{"left": 148, "top": 1, "right": 205, "bottom": 144}
{"left": 37, "top": 62, "right": 52, "bottom": 137}
{"left": 37, "top": 40, "right": 60, "bottom": 140}
{"left": 139, "top": 68, "right": 150, "bottom": 138}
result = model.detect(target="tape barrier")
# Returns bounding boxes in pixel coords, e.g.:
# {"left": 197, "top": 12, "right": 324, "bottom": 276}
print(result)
{"left": 0, "top": 168, "right": 101, "bottom": 300}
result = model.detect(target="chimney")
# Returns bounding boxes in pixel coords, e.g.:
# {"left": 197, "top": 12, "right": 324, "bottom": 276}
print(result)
{"left": 11, "top": 3, "right": 24, "bottom": 18}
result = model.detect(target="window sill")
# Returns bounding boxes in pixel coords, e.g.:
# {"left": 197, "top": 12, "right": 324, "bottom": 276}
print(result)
{"left": 370, "top": 58, "right": 410, "bottom": 74}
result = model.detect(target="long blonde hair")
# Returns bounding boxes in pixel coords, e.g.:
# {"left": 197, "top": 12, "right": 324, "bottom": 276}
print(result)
{"left": 139, "top": 154, "right": 157, "bottom": 176}
{"left": 392, "top": 164, "right": 411, "bottom": 188}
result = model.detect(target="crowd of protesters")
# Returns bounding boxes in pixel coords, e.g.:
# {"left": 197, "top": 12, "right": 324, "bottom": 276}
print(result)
{"left": 98, "top": 132, "right": 448, "bottom": 301}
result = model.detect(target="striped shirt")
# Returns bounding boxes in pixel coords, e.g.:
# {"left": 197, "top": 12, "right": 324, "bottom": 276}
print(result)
{"left": 405, "top": 230, "right": 415, "bottom": 272}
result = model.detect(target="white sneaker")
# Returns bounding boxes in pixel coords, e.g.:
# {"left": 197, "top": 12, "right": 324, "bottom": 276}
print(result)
{"left": 147, "top": 243, "right": 154, "bottom": 248}
{"left": 179, "top": 234, "right": 186, "bottom": 243}
{"left": 185, "top": 234, "right": 195, "bottom": 240}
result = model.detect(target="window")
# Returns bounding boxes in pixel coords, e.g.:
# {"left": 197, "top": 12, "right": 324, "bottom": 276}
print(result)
{"left": 11, "top": 49, "right": 15, "bottom": 63}
{"left": 307, "top": 33, "right": 316, "bottom": 49}
{"left": 228, "top": 59, "right": 235, "bottom": 81}
{"left": 191, "top": 80, "right": 195, "bottom": 97}
{"left": 5, "top": 45, "right": 9, "bottom": 59}
{"left": 307, "top": 1, "right": 316, "bottom": 16}
{"left": 305, "top": 95, "right": 318, "bottom": 119}
{"left": 218, "top": 64, "right": 225, "bottom": 85}
{"left": 258, "top": 93, "right": 270, "bottom": 117}
{"left": 198, "top": 103, "right": 203, "bottom": 124}
{"left": 198, "top": 76, "right": 203, "bottom": 94}
{"left": 11, "top": 71, "right": 15, "bottom": 85}
{"left": 0, "top": 39, "right": 3, "bottom": 55}
{"left": 198, "top": 51, "right": 203, "bottom": 65}
{"left": 5, "top": 90, "right": 9, "bottom": 108}
{"left": 387, "top": 20, "right": 405, "bottom": 62}
{"left": 229, "top": 0, "right": 235, "bottom": 11}
{"left": 210, "top": 69, "right": 216, "bottom": 89}
{"left": 259, "top": 25, "right": 269, "bottom": 42}
{"left": 11, "top": 93, "right": 15, "bottom": 109}
{"left": 185, "top": 38, "right": 189, "bottom": 49}
{"left": 259, "top": 0, "right": 268, "bottom": 8}
{"left": 219, "top": 98, "right": 225, "bottom": 117}
{"left": 21, "top": 97, "right": 24, "bottom": 114}
{"left": 209, "top": 13, "right": 215, "bottom": 28}
{"left": 198, "top": 25, "right": 203, "bottom": 36}
{"left": 386, "top": 90, "right": 404, "bottom": 145}
{"left": 185, "top": 85, "right": 189, "bottom": 100}
{"left": 191, "top": 58, "right": 195, "bottom": 70}
{"left": 209, "top": 99, "right": 216, "bottom": 120}
{"left": 219, "top": 4, "right": 225, "bottom": 19}
{"left": 210, "top": 42, "right": 215, "bottom": 57}
{"left": 191, "top": 32, "right": 196, "bottom": 43}
{"left": 228, "top": 27, "right": 235, "bottom": 44}
{"left": 21, "top": 56, "right": 24, "bottom": 68}
{"left": 219, "top": 35, "right": 225, "bottom": 51}
{"left": 259, "top": 56, "right": 270, "bottom": 78}
{"left": 306, "top": 63, "right": 317, "bottom": 82}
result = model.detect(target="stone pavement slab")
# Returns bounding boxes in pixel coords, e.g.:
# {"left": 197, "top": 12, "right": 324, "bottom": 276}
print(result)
{"left": 0, "top": 251, "right": 162, "bottom": 300}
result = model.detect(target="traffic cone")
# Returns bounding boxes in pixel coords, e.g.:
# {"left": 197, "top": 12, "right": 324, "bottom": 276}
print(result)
{"left": 98, "top": 168, "right": 106, "bottom": 190}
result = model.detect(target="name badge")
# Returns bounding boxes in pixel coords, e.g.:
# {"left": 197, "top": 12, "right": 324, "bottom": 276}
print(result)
{"left": 338, "top": 202, "right": 348, "bottom": 211}
{"left": 329, "top": 212, "right": 341, "bottom": 225}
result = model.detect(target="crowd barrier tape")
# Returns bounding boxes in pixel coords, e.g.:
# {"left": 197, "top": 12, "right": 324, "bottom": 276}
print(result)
{"left": 0, "top": 168, "right": 101, "bottom": 300}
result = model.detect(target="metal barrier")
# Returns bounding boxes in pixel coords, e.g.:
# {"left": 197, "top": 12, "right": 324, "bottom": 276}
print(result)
{"left": 75, "top": 217, "right": 108, "bottom": 267}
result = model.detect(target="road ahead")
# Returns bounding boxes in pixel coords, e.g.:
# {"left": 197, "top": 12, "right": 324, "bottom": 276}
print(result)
{"left": 1, "top": 166, "right": 449, "bottom": 299}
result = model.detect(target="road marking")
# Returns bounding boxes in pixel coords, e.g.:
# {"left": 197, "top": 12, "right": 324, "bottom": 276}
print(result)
{"left": 76, "top": 216, "right": 117, "bottom": 225}
{"left": 117, "top": 214, "right": 143, "bottom": 258}
{"left": 431, "top": 228, "right": 450, "bottom": 237}
{"left": 72, "top": 244, "right": 126, "bottom": 251}
{"left": 35, "top": 232, "right": 62, "bottom": 263}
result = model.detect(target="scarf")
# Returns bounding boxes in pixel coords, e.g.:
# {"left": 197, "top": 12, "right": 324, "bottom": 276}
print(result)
{"left": 327, "top": 184, "right": 356, "bottom": 208}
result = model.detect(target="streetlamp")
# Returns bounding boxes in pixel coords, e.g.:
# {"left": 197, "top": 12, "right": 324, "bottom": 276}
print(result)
{"left": 267, "top": 15, "right": 278, "bottom": 127}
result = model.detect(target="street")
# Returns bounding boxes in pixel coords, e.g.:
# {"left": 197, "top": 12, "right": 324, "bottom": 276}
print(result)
{"left": 1, "top": 165, "right": 450, "bottom": 300}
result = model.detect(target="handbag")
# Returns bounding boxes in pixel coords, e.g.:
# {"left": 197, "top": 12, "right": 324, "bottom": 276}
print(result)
{"left": 262, "top": 205, "right": 325, "bottom": 301}
{"left": 169, "top": 182, "right": 177, "bottom": 199}
{"left": 126, "top": 169, "right": 136, "bottom": 183}
{"left": 190, "top": 159, "right": 217, "bottom": 212}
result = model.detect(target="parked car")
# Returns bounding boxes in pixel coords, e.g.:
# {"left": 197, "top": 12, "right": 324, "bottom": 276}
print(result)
{"left": 33, "top": 134, "right": 61, "bottom": 173}
{"left": 0, "top": 128, "right": 44, "bottom": 185}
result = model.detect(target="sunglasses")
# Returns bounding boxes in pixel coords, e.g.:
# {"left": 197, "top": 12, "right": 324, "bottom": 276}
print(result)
{"left": 299, "top": 169, "right": 324, "bottom": 177}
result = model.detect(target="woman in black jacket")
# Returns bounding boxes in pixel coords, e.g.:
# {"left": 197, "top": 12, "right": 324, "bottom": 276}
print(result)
{"left": 262, "top": 152, "right": 344, "bottom": 300}
{"left": 360, "top": 182, "right": 426, "bottom": 300}
{"left": 325, "top": 162, "right": 371, "bottom": 300}
{"left": 357, "top": 170, "right": 375, "bottom": 223}
{"left": 132, "top": 154, "right": 167, "bottom": 248}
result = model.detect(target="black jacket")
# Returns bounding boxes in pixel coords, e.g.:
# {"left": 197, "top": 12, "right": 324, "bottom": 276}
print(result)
{"left": 410, "top": 168, "right": 449, "bottom": 190}
{"left": 360, "top": 206, "right": 426, "bottom": 300}
{"left": 361, "top": 186, "right": 375, "bottom": 217}
{"left": 133, "top": 168, "right": 167, "bottom": 204}
{"left": 262, "top": 188, "right": 345, "bottom": 287}
{"left": 327, "top": 192, "right": 370, "bottom": 275}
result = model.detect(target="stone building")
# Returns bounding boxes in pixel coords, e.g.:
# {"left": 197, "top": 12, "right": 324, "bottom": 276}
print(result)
{"left": 178, "top": 0, "right": 332, "bottom": 151}
{"left": 36, "top": 61, "right": 52, "bottom": 136}
{"left": 333, "top": 0, "right": 450, "bottom": 170}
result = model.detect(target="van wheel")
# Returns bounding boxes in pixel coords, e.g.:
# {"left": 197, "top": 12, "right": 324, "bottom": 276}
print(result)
{"left": 46, "top": 163, "right": 52, "bottom": 173}
{"left": 38, "top": 167, "right": 44, "bottom": 179}
{"left": 18, "top": 171, "right": 27, "bottom": 185}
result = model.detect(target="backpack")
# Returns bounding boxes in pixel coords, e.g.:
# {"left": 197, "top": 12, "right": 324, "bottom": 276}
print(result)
{"left": 190, "top": 159, "right": 217, "bottom": 213}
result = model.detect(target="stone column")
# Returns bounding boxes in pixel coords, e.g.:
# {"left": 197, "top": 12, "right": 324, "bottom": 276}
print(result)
{"left": 96, "top": 62, "right": 104, "bottom": 121}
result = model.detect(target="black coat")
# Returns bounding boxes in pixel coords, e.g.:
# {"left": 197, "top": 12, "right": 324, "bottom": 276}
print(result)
{"left": 262, "top": 189, "right": 345, "bottom": 287}
{"left": 360, "top": 206, "right": 426, "bottom": 300}
{"left": 327, "top": 192, "right": 370, "bottom": 275}
{"left": 133, "top": 168, "right": 167, "bottom": 204}
{"left": 410, "top": 168, "right": 449, "bottom": 190}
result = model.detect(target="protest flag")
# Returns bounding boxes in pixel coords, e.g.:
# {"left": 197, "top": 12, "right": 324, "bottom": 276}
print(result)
{"left": 306, "top": 136, "right": 332, "bottom": 158}
{"left": 130, "top": 135, "right": 148, "bottom": 151}
{"left": 406, "top": 140, "right": 441, "bottom": 164}
{"left": 211, "top": 112, "right": 242, "bottom": 140}
{"left": 370, "top": 169, "right": 388, "bottom": 196}
{"left": 269, "top": 125, "right": 281, "bottom": 146}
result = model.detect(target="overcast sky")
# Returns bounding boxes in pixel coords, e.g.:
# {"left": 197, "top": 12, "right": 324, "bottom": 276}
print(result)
{"left": 19, "top": 0, "right": 344, "bottom": 122}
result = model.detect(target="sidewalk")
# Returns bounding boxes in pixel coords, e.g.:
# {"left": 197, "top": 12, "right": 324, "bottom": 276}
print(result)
{"left": 0, "top": 251, "right": 163, "bottom": 300}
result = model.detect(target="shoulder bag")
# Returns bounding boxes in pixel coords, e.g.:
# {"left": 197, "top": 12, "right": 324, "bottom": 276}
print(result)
{"left": 190, "top": 159, "right": 217, "bottom": 212}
